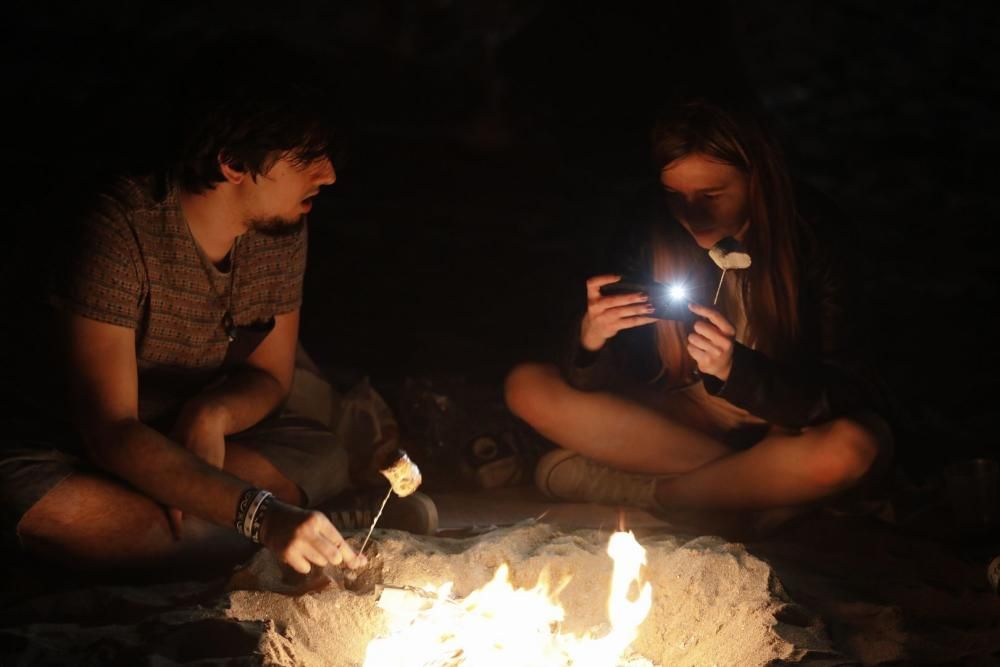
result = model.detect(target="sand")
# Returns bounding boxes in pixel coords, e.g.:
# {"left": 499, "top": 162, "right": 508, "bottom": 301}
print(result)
{"left": 227, "top": 521, "right": 833, "bottom": 666}
{"left": 6, "top": 508, "right": 1000, "bottom": 665}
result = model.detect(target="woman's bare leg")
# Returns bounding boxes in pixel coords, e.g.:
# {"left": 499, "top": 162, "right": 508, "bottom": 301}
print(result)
{"left": 654, "top": 414, "right": 893, "bottom": 510}
{"left": 506, "top": 362, "right": 892, "bottom": 513}
{"left": 505, "top": 362, "right": 731, "bottom": 474}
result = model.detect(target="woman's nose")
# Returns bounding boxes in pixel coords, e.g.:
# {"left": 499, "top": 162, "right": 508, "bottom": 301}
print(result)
{"left": 672, "top": 197, "right": 709, "bottom": 225}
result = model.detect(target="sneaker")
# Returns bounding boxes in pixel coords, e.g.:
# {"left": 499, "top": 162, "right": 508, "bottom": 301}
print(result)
{"left": 323, "top": 489, "right": 439, "bottom": 536}
{"left": 379, "top": 491, "right": 439, "bottom": 535}
{"left": 535, "top": 448, "right": 662, "bottom": 511}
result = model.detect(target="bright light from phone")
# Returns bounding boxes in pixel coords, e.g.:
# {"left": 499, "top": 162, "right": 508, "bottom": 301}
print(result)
{"left": 668, "top": 284, "right": 688, "bottom": 302}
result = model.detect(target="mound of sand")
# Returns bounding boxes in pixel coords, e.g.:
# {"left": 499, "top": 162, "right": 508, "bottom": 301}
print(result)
{"left": 227, "top": 521, "right": 833, "bottom": 666}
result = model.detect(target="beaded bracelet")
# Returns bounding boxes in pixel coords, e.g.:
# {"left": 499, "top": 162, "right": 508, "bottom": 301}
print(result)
{"left": 249, "top": 493, "right": 274, "bottom": 544}
{"left": 235, "top": 487, "right": 257, "bottom": 532}
{"left": 235, "top": 487, "right": 273, "bottom": 543}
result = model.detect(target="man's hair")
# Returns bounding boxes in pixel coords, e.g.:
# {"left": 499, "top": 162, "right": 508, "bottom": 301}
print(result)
{"left": 164, "top": 31, "right": 338, "bottom": 194}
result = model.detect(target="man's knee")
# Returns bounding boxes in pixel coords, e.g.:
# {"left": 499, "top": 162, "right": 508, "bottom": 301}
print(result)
{"left": 503, "top": 362, "right": 563, "bottom": 425}
{"left": 16, "top": 474, "right": 172, "bottom": 566}
{"left": 807, "top": 417, "right": 888, "bottom": 490}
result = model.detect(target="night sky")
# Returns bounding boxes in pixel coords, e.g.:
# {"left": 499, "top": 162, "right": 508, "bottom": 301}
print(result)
{"left": 3, "top": 2, "right": 998, "bottom": 479}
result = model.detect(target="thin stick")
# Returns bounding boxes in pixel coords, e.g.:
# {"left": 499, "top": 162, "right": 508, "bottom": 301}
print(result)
{"left": 359, "top": 487, "right": 393, "bottom": 556}
{"left": 712, "top": 268, "right": 727, "bottom": 305}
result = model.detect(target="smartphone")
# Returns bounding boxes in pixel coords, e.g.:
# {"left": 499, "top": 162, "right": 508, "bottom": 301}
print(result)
{"left": 599, "top": 277, "right": 696, "bottom": 323}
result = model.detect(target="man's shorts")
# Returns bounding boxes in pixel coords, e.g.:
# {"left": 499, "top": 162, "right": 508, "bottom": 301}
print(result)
{"left": 0, "top": 411, "right": 350, "bottom": 546}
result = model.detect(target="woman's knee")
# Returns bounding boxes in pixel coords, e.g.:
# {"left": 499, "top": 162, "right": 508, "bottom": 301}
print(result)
{"left": 807, "top": 417, "right": 887, "bottom": 489}
{"left": 503, "top": 362, "right": 563, "bottom": 423}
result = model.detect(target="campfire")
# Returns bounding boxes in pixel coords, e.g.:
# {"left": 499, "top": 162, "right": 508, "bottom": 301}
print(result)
{"left": 364, "top": 531, "right": 654, "bottom": 666}
{"left": 228, "top": 523, "right": 815, "bottom": 666}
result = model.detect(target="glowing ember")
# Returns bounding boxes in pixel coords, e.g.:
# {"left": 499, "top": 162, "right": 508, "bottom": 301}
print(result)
{"left": 364, "top": 531, "right": 654, "bottom": 666}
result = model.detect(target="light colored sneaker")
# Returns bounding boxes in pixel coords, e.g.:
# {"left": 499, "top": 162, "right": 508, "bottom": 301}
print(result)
{"left": 535, "top": 449, "right": 662, "bottom": 511}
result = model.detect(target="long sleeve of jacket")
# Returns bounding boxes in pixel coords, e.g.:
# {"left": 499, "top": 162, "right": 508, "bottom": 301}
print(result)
{"left": 558, "top": 188, "right": 661, "bottom": 392}
{"left": 700, "top": 201, "right": 890, "bottom": 429}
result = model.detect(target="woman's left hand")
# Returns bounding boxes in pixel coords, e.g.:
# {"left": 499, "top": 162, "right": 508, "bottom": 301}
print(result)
{"left": 686, "top": 303, "right": 736, "bottom": 381}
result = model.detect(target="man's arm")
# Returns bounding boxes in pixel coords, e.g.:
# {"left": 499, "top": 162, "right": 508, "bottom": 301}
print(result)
{"left": 65, "top": 312, "right": 247, "bottom": 526}
{"left": 177, "top": 309, "right": 301, "bottom": 438}
{"left": 64, "top": 310, "right": 363, "bottom": 571}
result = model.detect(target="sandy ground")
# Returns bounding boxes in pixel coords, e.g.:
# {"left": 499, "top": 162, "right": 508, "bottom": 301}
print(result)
{"left": 228, "top": 522, "right": 829, "bottom": 667}
{"left": 3, "top": 488, "right": 1000, "bottom": 666}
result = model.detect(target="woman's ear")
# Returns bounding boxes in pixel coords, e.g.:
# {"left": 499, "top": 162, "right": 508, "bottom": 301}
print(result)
{"left": 218, "top": 152, "right": 246, "bottom": 184}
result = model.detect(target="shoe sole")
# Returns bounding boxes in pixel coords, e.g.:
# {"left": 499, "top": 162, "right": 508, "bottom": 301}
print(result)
{"left": 381, "top": 491, "right": 440, "bottom": 535}
{"left": 407, "top": 492, "right": 439, "bottom": 535}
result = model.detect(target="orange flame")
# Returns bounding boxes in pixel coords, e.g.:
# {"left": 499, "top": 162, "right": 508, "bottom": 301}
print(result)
{"left": 364, "top": 531, "right": 653, "bottom": 666}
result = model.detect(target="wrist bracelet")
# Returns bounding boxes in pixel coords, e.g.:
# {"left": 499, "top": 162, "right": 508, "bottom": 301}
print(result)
{"left": 235, "top": 487, "right": 258, "bottom": 532}
{"left": 235, "top": 487, "right": 273, "bottom": 542}
{"left": 248, "top": 493, "right": 274, "bottom": 544}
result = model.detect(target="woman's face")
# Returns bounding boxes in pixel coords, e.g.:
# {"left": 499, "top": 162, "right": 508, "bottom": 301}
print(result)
{"left": 660, "top": 152, "right": 750, "bottom": 249}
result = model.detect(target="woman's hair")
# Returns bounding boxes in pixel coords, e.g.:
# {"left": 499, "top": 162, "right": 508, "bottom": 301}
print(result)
{"left": 649, "top": 99, "right": 800, "bottom": 385}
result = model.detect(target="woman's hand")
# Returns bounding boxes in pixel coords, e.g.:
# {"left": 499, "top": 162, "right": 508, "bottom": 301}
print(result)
{"left": 686, "top": 303, "right": 736, "bottom": 381}
{"left": 260, "top": 500, "right": 367, "bottom": 574}
{"left": 580, "top": 275, "right": 658, "bottom": 352}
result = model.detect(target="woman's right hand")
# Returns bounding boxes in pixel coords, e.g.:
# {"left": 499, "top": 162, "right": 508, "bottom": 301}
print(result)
{"left": 259, "top": 500, "right": 367, "bottom": 574}
{"left": 580, "top": 275, "right": 658, "bottom": 351}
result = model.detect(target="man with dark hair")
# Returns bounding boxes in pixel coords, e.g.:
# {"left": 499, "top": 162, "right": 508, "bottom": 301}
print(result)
{"left": 0, "top": 34, "right": 432, "bottom": 575}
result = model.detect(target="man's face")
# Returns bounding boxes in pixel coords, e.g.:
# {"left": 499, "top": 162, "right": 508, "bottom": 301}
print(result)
{"left": 660, "top": 153, "right": 750, "bottom": 249}
{"left": 241, "top": 153, "right": 336, "bottom": 236}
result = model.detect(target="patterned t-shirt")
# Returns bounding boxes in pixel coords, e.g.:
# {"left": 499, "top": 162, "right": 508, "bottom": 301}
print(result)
{"left": 51, "top": 176, "right": 307, "bottom": 422}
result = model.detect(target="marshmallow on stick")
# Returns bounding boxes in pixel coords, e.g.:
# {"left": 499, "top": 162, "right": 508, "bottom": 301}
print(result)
{"left": 709, "top": 236, "right": 752, "bottom": 304}
{"left": 379, "top": 450, "right": 422, "bottom": 497}
{"left": 709, "top": 236, "right": 752, "bottom": 270}
{"left": 358, "top": 450, "right": 424, "bottom": 557}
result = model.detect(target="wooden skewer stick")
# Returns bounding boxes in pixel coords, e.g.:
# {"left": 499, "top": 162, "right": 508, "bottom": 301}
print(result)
{"left": 712, "top": 269, "right": 728, "bottom": 305}
{"left": 359, "top": 487, "right": 393, "bottom": 556}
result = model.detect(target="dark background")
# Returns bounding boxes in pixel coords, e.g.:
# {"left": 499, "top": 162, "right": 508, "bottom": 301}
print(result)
{"left": 3, "top": 1, "right": 998, "bottom": 479}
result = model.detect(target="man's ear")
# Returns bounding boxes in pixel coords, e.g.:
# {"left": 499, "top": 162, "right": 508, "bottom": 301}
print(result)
{"left": 218, "top": 152, "right": 246, "bottom": 184}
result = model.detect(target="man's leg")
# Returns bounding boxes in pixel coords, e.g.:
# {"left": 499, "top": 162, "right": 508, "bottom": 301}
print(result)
{"left": 225, "top": 442, "right": 305, "bottom": 507}
{"left": 230, "top": 412, "right": 438, "bottom": 535}
{"left": 504, "top": 362, "right": 732, "bottom": 474}
{"left": 16, "top": 472, "right": 251, "bottom": 571}
{"left": 14, "top": 445, "right": 309, "bottom": 572}
{"left": 226, "top": 413, "right": 350, "bottom": 509}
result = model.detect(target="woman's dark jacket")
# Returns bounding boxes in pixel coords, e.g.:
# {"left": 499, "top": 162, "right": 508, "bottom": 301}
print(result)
{"left": 561, "top": 183, "right": 893, "bottom": 431}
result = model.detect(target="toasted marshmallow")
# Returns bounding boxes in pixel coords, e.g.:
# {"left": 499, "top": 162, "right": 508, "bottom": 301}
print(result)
{"left": 709, "top": 236, "right": 752, "bottom": 270}
{"left": 380, "top": 450, "right": 422, "bottom": 497}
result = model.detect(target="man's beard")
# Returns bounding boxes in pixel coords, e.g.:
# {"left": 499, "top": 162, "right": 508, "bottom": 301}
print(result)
{"left": 247, "top": 215, "right": 306, "bottom": 238}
